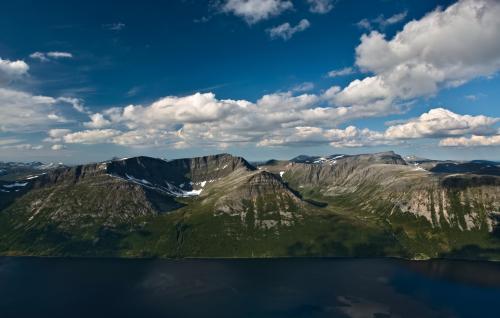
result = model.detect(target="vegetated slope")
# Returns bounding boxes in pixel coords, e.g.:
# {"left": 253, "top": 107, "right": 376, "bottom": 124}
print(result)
{"left": 266, "top": 152, "right": 500, "bottom": 259}
{"left": 1, "top": 151, "right": 500, "bottom": 259}
{"left": 0, "top": 154, "right": 330, "bottom": 257}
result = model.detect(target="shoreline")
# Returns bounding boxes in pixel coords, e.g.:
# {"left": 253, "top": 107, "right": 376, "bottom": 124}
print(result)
{"left": 1, "top": 254, "right": 499, "bottom": 263}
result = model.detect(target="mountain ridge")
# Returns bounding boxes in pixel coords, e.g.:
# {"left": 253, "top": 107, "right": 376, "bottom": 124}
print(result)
{"left": 1, "top": 151, "right": 500, "bottom": 260}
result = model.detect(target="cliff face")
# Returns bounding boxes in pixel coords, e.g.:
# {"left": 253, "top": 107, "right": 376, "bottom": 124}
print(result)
{"left": 214, "top": 171, "right": 306, "bottom": 229}
{"left": 266, "top": 153, "right": 500, "bottom": 233}
{"left": 282, "top": 151, "right": 407, "bottom": 187}
{"left": 106, "top": 153, "right": 254, "bottom": 188}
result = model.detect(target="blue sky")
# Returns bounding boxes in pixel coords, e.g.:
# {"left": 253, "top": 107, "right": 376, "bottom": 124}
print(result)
{"left": 1, "top": 0, "right": 500, "bottom": 163}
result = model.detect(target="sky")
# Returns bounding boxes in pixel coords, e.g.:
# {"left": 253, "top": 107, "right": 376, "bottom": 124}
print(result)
{"left": 1, "top": 0, "right": 500, "bottom": 164}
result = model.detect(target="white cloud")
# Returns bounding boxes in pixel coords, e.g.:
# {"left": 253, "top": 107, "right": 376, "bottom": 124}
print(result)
{"left": 0, "top": 88, "right": 60, "bottom": 132}
{"left": 4, "top": 0, "right": 500, "bottom": 152}
{"left": 65, "top": 90, "right": 383, "bottom": 148}
{"left": 267, "top": 19, "right": 310, "bottom": 40}
{"left": 47, "top": 52, "right": 73, "bottom": 59}
{"left": 258, "top": 125, "right": 395, "bottom": 148}
{"left": 0, "top": 57, "right": 29, "bottom": 83}
{"left": 221, "top": 0, "right": 293, "bottom": 24}
{"left": 114, "top": 92, "right": 251, "bottom": 129}
{"left": 29, "top": 52, "right": 48, "bottom": 62}
{"left": 255, "top": 107, "right": 500, "bottom": 148}
{"left": 103, "top": 22, "right": 125, "bottom": 31}
{"left": 112, "top": 129, "right": 180, "bottom": 147}
{"left": 291, "top": 82, "right": 314, "bottom": 92}
{"left": 56, "top": 97, "right": 88, "bottom": 114}
{"left": 0, "top": 143, "right": 43, "bottom": 150}
{"left": 0, "top": 138, "right": 22, "bottom": 146}
{"left": 51, "top": 144, "right": 66, "bottom": 151}
{"left": 30, "top": 51, "right": 73, "bottom": 62}
{"left": 440, "top": 135, "right": 500, "bottom": 147}
{"left": 44, "top": 129, "right": 73, "bottom": 143}
{"left": 307, "top": 0, "right": 334, "bottom": 14}
{"left": 336, "top": 0, "right": 500, "bottom": 116}
{"left": 0, "top": 86, "right": 85, "bottom": 133}
{"left": 357, "top": 11, "right": 408, "bottom": 30}
{"left": 327, "top": 67, "right": 355, "bottom": 78}
{"left": 63, "top": 129, "right": 122, "bottom": 144}
{"left": 84, "top": 113, "right": 111, "bottom": 128}
{"left": 385, "top": 108, "right": 499, "bottom": 139}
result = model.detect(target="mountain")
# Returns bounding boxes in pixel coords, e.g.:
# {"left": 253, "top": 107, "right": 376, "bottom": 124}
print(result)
{"left": 0, "top": 151, "right": 499, "bottom": 260}
{"left": 0, "top": 161, "right": 65, "bottom": 182}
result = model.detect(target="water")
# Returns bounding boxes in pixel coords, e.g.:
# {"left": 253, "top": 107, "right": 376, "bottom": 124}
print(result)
{"left": 1, "top": 257, "right": 499, "bottom": 318}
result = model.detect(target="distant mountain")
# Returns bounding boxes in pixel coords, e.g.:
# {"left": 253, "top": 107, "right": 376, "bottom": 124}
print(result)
{"left": 0, "top": 161, "right": 66, "bottom": 181}
{"left": 429, "top": 162, "right": 500, "bottom": 176}
{"left": 1, "top": 151, "right": 500, "bottom": 260}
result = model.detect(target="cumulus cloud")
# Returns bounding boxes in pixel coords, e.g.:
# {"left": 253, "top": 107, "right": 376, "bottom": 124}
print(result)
{"left": 336, "top": 0, "right": 500, "bottom": 116}
{"left": 64, "top": 90, "right": 388, "bottom": 148}
{"left": 6, "top": 1, "right": 500, "bottom": 152}
{"left": 0, "top": 87, "right": 86, "bottom": 133}
{"left": 0, "top": 57, "right": 29, "bottom": 83}
{"left": 84, "top": 113, "right": 111, "bottom": 128}
{"left": 327, "top": 67, "right": 355, "bottom": 78}
{"left": 385, "top": 108, "right": 499, "bottom": 139}
{"left": 221, "top": 0, "right": 293, "bottom": 24}
{"left": 258, "top": 125, "right": 394, "bottom": 148}
{"left": 63, "top": 129, "right": 122, "bottom": 144}
{"left": 30, "top": 51, "right": 73, "bottom": 62}
{"left": 307, "top": 0, "right": 335, "bottom": 14}
{"left": 44, "top": 129, "right": 73, "bottom": 143}
{"left": 440, "top": 135, "right": 500, "bottom": 147}
{"left": 112, "top": 129, "right": 181, "bottom": 147}
{"left": 267, "top": 19, "right": 310, "bottom": 40}
{"left": 254, "top": 107, "right": 500, "bottom": 148}
{"left": 0, "top": 88, "right": 60, "bottom": 132}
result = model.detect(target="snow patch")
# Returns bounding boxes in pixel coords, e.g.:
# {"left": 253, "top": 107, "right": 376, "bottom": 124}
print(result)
{"left": 108, "top": 174, "right": 204, "bottom": 197}
{"left": 313, "top": 157, "right": 338, "bottom": 165}
{"left": 3, "top": 182, "right": 28, "bottom": 188}
{"left": 125, "top": 174, "right": 151, "bottom": 185}
{"left": 184, "top": 189, "right": 202, "bottom": 196}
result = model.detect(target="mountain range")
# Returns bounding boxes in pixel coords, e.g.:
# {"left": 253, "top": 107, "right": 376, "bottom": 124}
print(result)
{"left": 1, "top": 151, "right": 499, "bottom": 260}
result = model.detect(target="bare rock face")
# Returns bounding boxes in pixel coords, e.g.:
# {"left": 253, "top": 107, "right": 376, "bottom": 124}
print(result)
{"left": 280, "top": 151, "right": 407, "bottom": 187}
{"left": 265, "top": 152, "right": 500, "bottom": 232}
{"left": 106, "top": 153, "right": 254, "bottom": 191}
{"left": 9, "top": 154, "right": 255, "bottom": 227}
{"left": 393, "top": 175, "right": 500, "bottom": 230}
{"left": 215, "top": 171, "right": 306, "bottom": 229}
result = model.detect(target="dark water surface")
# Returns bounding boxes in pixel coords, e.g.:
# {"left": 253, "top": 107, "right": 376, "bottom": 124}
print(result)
{"left": 1, "top": 257, "right": 499, "bottom": 318}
